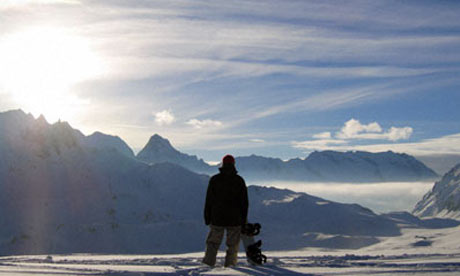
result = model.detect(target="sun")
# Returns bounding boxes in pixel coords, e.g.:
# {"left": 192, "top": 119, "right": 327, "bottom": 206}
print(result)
{"left": 0, "top": 27, "right": 104, "bottom": 123}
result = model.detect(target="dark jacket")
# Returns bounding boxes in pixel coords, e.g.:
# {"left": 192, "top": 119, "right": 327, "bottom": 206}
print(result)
{"left": 204, "top": 165, "right": 248, "bottom": 226}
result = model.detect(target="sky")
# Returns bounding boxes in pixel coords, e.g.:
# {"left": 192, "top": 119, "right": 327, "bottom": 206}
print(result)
{"left": 0, "top": 0, "right": 460, "bottom": 164}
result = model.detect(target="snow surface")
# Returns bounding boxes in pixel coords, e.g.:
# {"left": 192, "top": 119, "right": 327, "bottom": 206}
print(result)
{"left": 2, "top": 225, "right": 460, "bottom": 275}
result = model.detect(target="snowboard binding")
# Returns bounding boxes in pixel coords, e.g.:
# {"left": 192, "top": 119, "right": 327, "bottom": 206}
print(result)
{"left": 241, "top": 223, "right": 267, "bottom": 265}
{"left": 246, "top": 240, "right": 267, "bottom": 265}
{"left": 241, "top": 222, "right": 261, "bottom": 236}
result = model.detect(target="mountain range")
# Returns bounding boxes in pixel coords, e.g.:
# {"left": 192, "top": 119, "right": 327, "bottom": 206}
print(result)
{"left": 135, "top": 134, "right": 438, "bottom": 183}
{"left": 0, "top": 109, "right": 454, "bottom": 255}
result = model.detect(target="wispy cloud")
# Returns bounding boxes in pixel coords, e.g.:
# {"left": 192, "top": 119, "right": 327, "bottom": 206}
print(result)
{"left": 386, "top": 127, "right": 414, "bottom": 142}
{"left": 260, "top": 181, "right": 434, "bottom": 213}
{"left": 1, "top": 0, "right": 459, "bottom": 162}
{"left": 336, "top": 119, "right": 382, "bottom": 139}
{"left": 238, "top": 84, "right": 387, "bottom": 122}
{"left": 293, "top": 119, "right": 415, "bottom": 153}
{"left": 353, "top": 133, "right": 460, "bottom": 156}
{"left": 228, "top": 73, "right": 455, "bottom": 128}
{"left": 186, "top": 119, "right": 223, "bottom": 129}
{"left": 336, "top": 119, "right": 412, "bottom": 142}
{"left": 293, "top": 139, "right": 348, "bottom": 150}
{"left": 294, "top": 132, "right": 460, "bottom": 156}
{"left": 154, "top": 110, "right": 175, "bottom": 126}
{"left": 312, "top": 132, "right": 332, "bottom": 139}
{"left": 48, "top": 0, "right": 459, "bottom": 84}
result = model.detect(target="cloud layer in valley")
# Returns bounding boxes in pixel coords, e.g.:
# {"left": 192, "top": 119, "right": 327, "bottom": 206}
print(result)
{"left": 258, "top": 181, "right": 434, "bottom": 214}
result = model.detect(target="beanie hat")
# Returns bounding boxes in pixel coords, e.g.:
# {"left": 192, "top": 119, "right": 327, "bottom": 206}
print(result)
{"left": 222, "top": 154, "right": 235, "bottom": 165}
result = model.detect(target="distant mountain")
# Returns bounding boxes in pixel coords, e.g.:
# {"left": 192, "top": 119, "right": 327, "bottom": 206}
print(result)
{"left": 2, "top": 109, "right": 448, "bottom": 255}
{"left": 83, "top": 131, "right": 135, "bottom": 158}
{"left": 413, "top": 163, "right": 460, "bottom": 219}
{"left": 288, "top": 150, "right": 438, "bottom": 182}
{"left": 136, "top": 133, "right": 438, "bottom": 182}
{"left": 237, "top": 151, "right": 438, "bottom": 182}
{"left": 136, "top": 134, "right": 213, "bottom": 174}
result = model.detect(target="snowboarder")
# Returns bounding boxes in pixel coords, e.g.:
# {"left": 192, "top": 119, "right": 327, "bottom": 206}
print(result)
{"left": 202, "top": 154, "right": 248, "bottom": 267}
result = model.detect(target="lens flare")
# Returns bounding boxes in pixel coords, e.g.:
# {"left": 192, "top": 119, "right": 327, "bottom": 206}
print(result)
{"left": 0, "top": 27, "right": 104, "bottom": 122}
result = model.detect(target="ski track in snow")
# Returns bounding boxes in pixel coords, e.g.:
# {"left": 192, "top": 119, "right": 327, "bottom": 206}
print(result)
{"left": 1, "top": 253, "right": 460, "bottom": 275}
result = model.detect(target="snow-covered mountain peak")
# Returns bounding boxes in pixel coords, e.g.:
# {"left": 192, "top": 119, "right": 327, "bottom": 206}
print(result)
{"left": 0, "top": 109, "right": 35, "bottom": 129}
{"left": 50, "top": 120, "right": 84, "bottom": 140}
{"left": 36, "top": 114, "right": 49, "bottom": 127}
{"left": 141, "top": 134, "right": 178, "bottom": 154}
{"left": 413, "top": 163, "right": 460, "bottom": 218}
{"left": 37, "top": 113, "right": 47, "bottom": 121}
{"left": 136, "top": 134, "right": 213, "bottom": 173}
{"left": 0, "top": 108, "right": 31, "bottom": 120}
{"left": 51, "top": 120, "right": 74, "bottom": 132}
{"left": 451, "top": 163, "right": 460, "bottom": 177}
{"left": 83, "top": 131, "right": 135, "bottom": 158}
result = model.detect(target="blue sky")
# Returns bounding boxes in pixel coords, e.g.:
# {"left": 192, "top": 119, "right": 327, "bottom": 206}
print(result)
{"left": 0, "top": 0, "right": 459, "bottom": 162}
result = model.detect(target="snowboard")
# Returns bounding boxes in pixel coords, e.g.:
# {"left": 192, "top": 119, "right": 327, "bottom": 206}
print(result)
{"left": 241, "top": 223, "right": 267, "bottom": 265}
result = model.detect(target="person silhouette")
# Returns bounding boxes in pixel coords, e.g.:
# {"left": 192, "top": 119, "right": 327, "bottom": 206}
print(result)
{"left": 202, "top": 154, "right": 248, "bottom": 267}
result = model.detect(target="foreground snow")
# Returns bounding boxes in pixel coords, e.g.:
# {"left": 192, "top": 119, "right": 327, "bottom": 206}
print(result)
{"left": 1, "top": 252, "right": 460, "bottom": 275}
{"left": 1, "top": 225, "right": 460, "bottom": 275}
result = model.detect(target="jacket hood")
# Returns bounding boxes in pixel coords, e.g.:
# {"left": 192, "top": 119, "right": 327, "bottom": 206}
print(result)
{"left": 219, "top": 164, "right": 237, "bottom": 175}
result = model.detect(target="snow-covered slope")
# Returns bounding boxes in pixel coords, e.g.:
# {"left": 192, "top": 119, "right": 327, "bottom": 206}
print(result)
{"left": 3, "top": 249, "right": 460, "bottom": 275}
{"left": 0, "top": 110, "right": 451, "bottom": 256}
{"left": 0, "top": 110, "right": 209, "bottom": 254}
{"left": 3, "top": 222, "right": 460, "bottom": 275}
{"left": 248, "top": 186, "right": 400, "bottom": 250}
{"left": 413, "top": 163, "right": 460, "bottom": 218}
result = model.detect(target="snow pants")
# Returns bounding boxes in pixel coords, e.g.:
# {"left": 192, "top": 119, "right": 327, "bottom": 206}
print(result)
{"left": 203, "top": 225, "right": 241, "bottom": 267}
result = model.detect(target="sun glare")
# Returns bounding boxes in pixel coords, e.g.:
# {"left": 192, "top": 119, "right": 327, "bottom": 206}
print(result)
{"left": 0, "top": 27, "right": 103, "bottom": 123}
